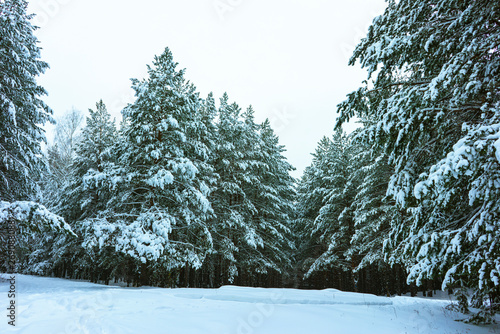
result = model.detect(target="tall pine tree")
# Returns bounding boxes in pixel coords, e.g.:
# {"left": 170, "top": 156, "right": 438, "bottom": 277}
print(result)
{"left": 0, "top": 0, "right": 74, "bottom": 273}
{"left": 336, "top": 0, "right": 500, "bottom": 321}
{"left": 106, "top": 48, "right": 214, "bottom": 283}
{"left": 0, "top": 0, "right": 51, "bottom": 201}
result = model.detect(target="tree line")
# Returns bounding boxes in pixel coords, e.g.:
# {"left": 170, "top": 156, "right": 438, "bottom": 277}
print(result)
{"left": 36, "top": 49, "right": 297, "bottom": 289}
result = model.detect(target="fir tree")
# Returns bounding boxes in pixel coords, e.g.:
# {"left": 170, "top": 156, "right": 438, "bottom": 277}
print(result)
{"left": 49, "top": 101, "right": 119, "bottom": 281}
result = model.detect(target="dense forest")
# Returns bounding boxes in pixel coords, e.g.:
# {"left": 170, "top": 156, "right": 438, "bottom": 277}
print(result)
{"left": 1, "top": 0, "right": 498, "bottom": 324}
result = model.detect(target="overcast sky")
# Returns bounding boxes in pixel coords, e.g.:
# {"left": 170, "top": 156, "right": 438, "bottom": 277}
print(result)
{"left": 27, "top": 0, "right": 387, "bottom": 178}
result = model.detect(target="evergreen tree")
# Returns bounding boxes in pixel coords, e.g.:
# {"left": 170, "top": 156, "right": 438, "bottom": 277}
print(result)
{"left": 336, "top": 0, "right": 500, "bottom": 320}
{"left": 303, "top": 132, "right": 357, "bottom": 286}
{"left": 0, "top": 0, "right": 75, "bottom": 273}
{"left": 209, "top": 95, "right": 295, "bottom": 285}
{"left": 294, "top": 136, "right": 336, "bottom": 285}
{"left": 0, "top": 0, "right": 52, "bottom": 201}
{"left": 170, "top": 92, "right": 219, "bottom": 287}
{"left": 104, "top": 48, "right": 215, "bottom": 282}
{"left": 345, "top": 129, "right": 401, "bottom": 294}
{"left": 60, "top": 100, "right": 117, "bottom": 221}
{"left": 50, "top": 101, "right": 120, "bottom": 281}
{"left": 296, "top": 128, "right": 405, "bottom": 294}
{"left": 253, "top": 119, "right": 296, "bottom": 280}
{"left": 40, "top": 109, "right": 83, "bottom": 208}
{"left": 210, "top": 95, "right": 256, "bottom": 283}
{"left": 234, "top": 110, "right": 295, "bottom": 282}
{"left": 344, "top": 126, "right": 394, "bottom": 273}
{"left": 0, "top": 200, "right": 74, "bottom": 273}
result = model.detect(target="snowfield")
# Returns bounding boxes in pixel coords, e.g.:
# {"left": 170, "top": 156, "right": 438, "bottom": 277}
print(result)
{"left": 1, "top": 274, "right": 498, "bottom": 334}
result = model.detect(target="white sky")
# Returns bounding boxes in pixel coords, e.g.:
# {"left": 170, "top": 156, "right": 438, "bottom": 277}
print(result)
{"left": 27, "top": 0, "right": 387, "bottom": 178}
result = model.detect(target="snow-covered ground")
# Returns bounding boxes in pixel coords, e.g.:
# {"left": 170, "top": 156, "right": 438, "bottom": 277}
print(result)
{"left": 1, "top": 274, "right": 498, "bottom": 334}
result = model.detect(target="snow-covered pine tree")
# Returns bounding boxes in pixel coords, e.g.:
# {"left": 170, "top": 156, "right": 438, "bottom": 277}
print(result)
{"left": 344, "top": 127, "right": 400, "bottom": 294}
{"left": 0, "top": 201, "right": 74, "bottom": 273}
{"left": 254, "top": 119, "right": 296, "bottom": 276}
{"left": 304, "top": 131, "right": 357, "bottom": 290}
{"left": 44, "top": 100, "right": 120, "bottom": 281}
{"left": 59, "top": 100, "right": 117, "bottom": 221}
{"left": 336, "top": 0, "right": 500, "bottom": 320}
{"left": 294, "top": 136, "right": 336, "bottom": 286}
{"left": 188, "top": 92, "right": 218, "bottom": 195}
{"left": 0, "top": 0, "right": 74, "bottom": 273}
{"left": 39, "top": 109, "right": 84, "bottom": 209}
{"left": 104, "top": 48, "right": 214, "bottom": 284}
{"left": 239, "top": 114, "right": 295, "bottom": 284}
{"left": 172, "top": 92, "right": 219, "bottom": 287}
{"left": 209, "top": 94, "right": 252, "bottom": 284}
{"left": 296, "top": 126, "right": 406, "bottom": 293}
{"left": 0, "top": 0, "right": 52, "bottom": 201}
{"left": 208, "top": 95, "right": 295, "bottom": 286}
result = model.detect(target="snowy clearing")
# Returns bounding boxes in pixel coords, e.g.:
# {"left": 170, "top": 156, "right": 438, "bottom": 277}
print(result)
{"left": 1, "top": 274, "right": 498, "bottom": 334}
